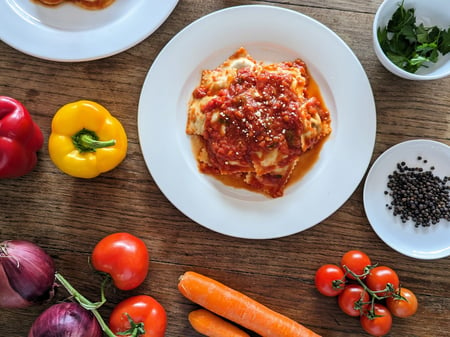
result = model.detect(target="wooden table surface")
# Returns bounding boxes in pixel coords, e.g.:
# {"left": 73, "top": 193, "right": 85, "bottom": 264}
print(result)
{"left": 1, "top": 0, "right": 449, "bottom": 336}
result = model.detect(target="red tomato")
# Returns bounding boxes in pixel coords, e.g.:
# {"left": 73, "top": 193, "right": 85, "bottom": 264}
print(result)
{"left": 360, "top": 304, "right": 392, "bottom": 336}
{"left": 338, "top": 284, "right": 370, "bottom": 317}
{"left": 314, "top": 264, "right": 345, "bottom": 297}
{"left": 91, "top": 233, "right": 149, "bottom": 290}
{"left": 109, "top": 295, "right": 167, "bottom": 337}
{"left": 386, "top": 287, "right": 418, "bottom": 318}
{"left": 340, "top": 250, "right": 372, "bottom": 280}
{"left": 365, "top": 266, "right": 399, "bottom": 297}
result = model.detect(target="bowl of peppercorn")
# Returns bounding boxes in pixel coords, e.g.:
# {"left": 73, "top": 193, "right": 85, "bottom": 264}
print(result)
{"left": 373, "top": 0, "right": 450, "bottom": 80}
{"left": 363, "top": 139, "right": 450, "bottom": 259}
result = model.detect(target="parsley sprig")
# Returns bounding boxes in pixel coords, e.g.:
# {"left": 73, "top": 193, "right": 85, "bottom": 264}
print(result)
{"left": 377, "top": 1, "right": 450, "bottom": 73}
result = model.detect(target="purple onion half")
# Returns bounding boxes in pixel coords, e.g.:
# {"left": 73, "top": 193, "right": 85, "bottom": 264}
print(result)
{"left": 28, "top": 302, "right": 102, "bottom": 337}
{"left": 0, "top": 240, "right": 56, "bottom": 308}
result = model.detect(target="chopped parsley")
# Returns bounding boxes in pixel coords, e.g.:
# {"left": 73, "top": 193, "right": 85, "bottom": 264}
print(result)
{"left": 377, "top": 1, "right": 450, "bottom": 73}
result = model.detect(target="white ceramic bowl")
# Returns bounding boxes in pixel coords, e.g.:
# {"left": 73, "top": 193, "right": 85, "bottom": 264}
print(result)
{"left": 373, "top": 0, "right": 450, "bottom": 80}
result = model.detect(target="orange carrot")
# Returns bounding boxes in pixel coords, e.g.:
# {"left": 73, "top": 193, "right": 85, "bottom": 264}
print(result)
{"left": 178, "top": 271, "right": 321, "bottom": 337}
{"left": 188, "top": 309, "right": 250, "bottom": 337}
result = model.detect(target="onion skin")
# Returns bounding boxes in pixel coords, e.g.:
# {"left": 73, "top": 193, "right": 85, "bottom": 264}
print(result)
{"left": 28, "top": 302, "right": 102, "bottom": 337}
{"left": 0, "top": 240, "right": 56, "bottom": 308}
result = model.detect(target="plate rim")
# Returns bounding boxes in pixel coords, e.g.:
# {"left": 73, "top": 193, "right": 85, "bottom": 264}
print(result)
{"left": 138, "top": 4, "right": 377, "bottom": 239}
{"left": 363, "top": 139, "right": 450, "bottom": 259}
{"left": 0, "top": 0, "right": 179, "bottom": 62}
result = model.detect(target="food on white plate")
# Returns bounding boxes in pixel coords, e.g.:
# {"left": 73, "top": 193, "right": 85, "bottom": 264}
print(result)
{"left": 34, "top": 0, "right": 115, "bottom": 10}
{"left": 377, "top": 2, "right": 450, "bottom": 74}
{"left": 384, "top": 157, "right": 450, "bottom": 227}
{"left": 186, "top": 47, "right": 331, "bottom": 198}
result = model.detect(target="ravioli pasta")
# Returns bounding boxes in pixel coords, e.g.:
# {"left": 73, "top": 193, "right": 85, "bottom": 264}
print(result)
{"left": 35, "top": 0, "right": 114, "bottom": 9}
{"left": 187, "top": 47, "right": 331, "bottom": 198}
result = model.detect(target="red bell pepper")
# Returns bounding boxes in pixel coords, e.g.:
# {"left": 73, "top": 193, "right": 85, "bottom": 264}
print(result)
{"left": 0, "top": 96, "right": 44, "bottom": 178}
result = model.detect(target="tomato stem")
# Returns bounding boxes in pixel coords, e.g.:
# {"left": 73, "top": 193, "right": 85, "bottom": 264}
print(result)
{"left": 55, "top": 272, "right": 118, "bottom": 337}
{"left": 332, "top": 279, "right": 345, "bottom": 290}
{"left": 114, "top": 314, "right": 145, "bottom": 336}
{"left": 341, "top": 265, "right": 400, "bottom": 319}
{"left": 55, "top": 272, "right": 147, "bottom": 337}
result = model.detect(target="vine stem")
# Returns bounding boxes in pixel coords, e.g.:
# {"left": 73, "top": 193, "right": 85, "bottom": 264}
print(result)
{"left": 341, "top": 265, "right": 399, "bottom": 317}
{"left": 55, "top": 272, "right": 117, "bottom": 337}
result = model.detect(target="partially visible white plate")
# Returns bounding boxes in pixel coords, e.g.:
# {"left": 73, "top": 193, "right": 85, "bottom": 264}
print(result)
{"left": 364, "top": 140, "right": 450, "bottom": 259}
{"left": 0, "top": 0, "right": 178, "bottom": 61}
{"left": 138, "top": 5, "right": 376, "bottom": 239}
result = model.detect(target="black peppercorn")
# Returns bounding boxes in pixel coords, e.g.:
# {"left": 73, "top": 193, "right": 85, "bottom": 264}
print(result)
{"left": 385, "top": 158, "right": 450, "bottom": 227}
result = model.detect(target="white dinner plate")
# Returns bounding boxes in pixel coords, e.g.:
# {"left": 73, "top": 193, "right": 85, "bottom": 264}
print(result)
{"left": 364, "top": 140, "right": 450, "bottom": 259}
{"left": 138, "top": 5, "right": 376, "bottom": 239}
{"left": 0, "top": 0, "right": 178, "bottom": 61}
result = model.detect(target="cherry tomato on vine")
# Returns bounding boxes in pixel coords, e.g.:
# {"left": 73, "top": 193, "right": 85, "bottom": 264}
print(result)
{"left": 365, "top": 266, "right": 399, "bottom": 297}
{"left": 315, "top": 264, "right": 345, "bottom": 296}
{"left": 386, "top": 287, "right": 418, "bottom": 318}
{"left": 360, "top": 304, "right": 392, "bottom": 336}
{"left": 109, "top": 295, "right": 167, "bottom": 337}
{"left": 340, "top": 250, "right": 372, "bottom": 280}
{"left": 91, "top": 232, "right": 149, "bottom": 290}
{"left": 338, "top": 284, "right": 370, "bottom": 317}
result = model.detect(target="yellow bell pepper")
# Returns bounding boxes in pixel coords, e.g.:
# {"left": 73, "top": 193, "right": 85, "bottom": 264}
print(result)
{"left": 49, "top": 100, "right": 127, "bottom": 178}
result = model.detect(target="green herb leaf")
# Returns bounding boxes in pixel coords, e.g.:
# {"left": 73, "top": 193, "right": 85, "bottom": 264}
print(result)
{"left": 400, "top": 24, "right": 417, "bottom": 43}
{"left": 386, "top": 52, "right": 409, "bottom": 68}
{"left": 415, "top": 24, "right": 430, "bottom": 44}
{"left": 387, "top": 2, "right": 415, "bottom": 33}
{"left": 438, "top": 28, "right": 450, "bottom": 54}
{"left": 416, "top": 42, "right": 438, "bottom": 55}
{"left": 377, "top": 26, "right": 388, "bottom": 48}
{"left": 409, "top": 54, "right": 429, "bottom": 66}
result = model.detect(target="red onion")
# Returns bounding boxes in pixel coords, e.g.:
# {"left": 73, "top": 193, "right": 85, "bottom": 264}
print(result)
{"left": 28, "top": 302, "right": 102, "bottom": 337}
{"left": 0, "top": 240, "right": 56, "bottom": 308}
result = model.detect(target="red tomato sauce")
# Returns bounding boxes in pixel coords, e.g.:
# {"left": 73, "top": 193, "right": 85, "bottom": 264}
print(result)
{"left": 198, "top": 60, "right": 308, "bottom": 175}
{"left": 32, "top": 0, "right": 114, "bottom": 10}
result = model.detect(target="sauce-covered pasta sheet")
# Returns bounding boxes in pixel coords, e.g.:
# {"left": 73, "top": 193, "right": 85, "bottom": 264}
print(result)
{"left": 187, "top": 47, "right": 331, "bottom": 198}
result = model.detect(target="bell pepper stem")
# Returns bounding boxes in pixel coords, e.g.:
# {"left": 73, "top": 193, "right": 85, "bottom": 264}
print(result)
{"left": 72, "top": 128, "right": 116, "bottom": 153}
